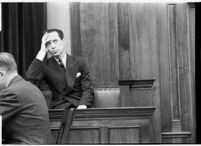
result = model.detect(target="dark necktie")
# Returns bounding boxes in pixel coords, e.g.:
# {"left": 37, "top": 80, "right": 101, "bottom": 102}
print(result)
{"left": 58, "top": 59, "right": 66, "bottom": 71}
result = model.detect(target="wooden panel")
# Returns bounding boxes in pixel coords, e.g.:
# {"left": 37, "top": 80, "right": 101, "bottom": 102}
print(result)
{"left": 100, "top": 127, "right": 108, "bottom": 144}
{"left": 157, "top": 3, "right": 173, "bottom": 133}
{"left": 118, "top": 3, "right": 131, "bottom": 80}
{"left": 70, "top": 2, "right": 81, "bottom": 57}
{"left": 119, "top": 80, "right": 154, "bottom": 107}
{"left": 80, "top": 3, "right": 108, "bottom": 83}
{"left": 69, "top": 3, "right": 195, "bottom": 143}
{"left": 119, "top": 85, "right": 130, "bottom": 107}
{"left": 109, "top": 127, "right": 140, "bottom": 143}
{"left": 50, "top": 128, "right": 101, "bottom": 144}
{"left": 188, "top": 4, "right": 195, "bottom": 142}
{"left": 68, "top": 128, "right": 100, "bottom": 144}
{"left": 49, "top": 107, "right": 156, "bottom": 143}
{"left": 151, "top": 80, "right": 162, "bottom": 143}
{"left": 119, "top": 79, "right": 161, "bottom": 142}
{"left": 141, "top": 125, "right": 152, "bottom": 143}
{"left": 109, "top": 3, "right": 119, "bottom": 84}
{"left": 175, "top": 4, "right": 192, "bottom": 143}
{"left": 168, "top": 4, "right": 180, "bottom": 121}
{"left": 80, "top": 3, "right": 118, "bottom": 85}
{"left": 129, "top": 88, "right": 152, "bottom": 106}
{"left": 129, "top": 3, "right": 158, "bottom": 80}
{"left": 128, "top": 5, "right": 162, "bottom": 142}
{"left": 158, "top": 3, "right": 195, "bottom": 143}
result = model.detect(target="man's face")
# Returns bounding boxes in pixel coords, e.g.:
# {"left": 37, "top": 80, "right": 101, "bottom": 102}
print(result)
{"left": 0, "top": 69, "right": 7, "bottom": 91}
{"left": 45, "top": 32, "right": 65, "bottom": 58}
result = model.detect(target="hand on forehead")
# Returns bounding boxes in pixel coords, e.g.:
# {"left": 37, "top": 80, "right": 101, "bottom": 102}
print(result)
{"left": 42, "top": 32, "right": 60, "bottom": 42}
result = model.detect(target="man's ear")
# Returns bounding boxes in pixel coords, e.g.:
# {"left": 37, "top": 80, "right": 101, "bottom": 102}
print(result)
{"left": 62, "top": 39, "right": 65, "bottom": 45}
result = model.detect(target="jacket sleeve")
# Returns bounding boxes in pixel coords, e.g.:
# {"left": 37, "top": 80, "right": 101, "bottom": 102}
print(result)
{"left": 0, "top": 90, "right": 21, "bottom": 123}
{"left": 79, "top": 59, "right": 94, "bottom": 106}
{"left": 26, "top": 59, "right": 52, "bottom": 107}
{"left": 26, "top": 58, "right": 45, "bottom": 87}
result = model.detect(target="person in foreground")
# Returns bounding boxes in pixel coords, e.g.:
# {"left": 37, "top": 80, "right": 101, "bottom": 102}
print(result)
{"left": 0, "top": 52, "right": 52, "bottom": 144}
{"left": 26, "top": 29, "right": 94, "bottom": 109}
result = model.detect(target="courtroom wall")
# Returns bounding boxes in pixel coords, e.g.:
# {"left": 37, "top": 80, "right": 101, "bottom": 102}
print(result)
{"left": 46, "top": 2, "right": 195, "bottom": 143}
{"left": 69, "top": 3, "right": 195, "bottom": 143}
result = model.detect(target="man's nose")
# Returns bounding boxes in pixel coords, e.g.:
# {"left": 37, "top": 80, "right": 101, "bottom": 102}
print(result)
{"left": 51, "top": 43, "right": 56, "bottom": 49}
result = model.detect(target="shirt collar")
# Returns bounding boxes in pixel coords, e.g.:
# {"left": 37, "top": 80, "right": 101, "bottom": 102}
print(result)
{"left": 55, "top": 53, "right": 67, "bottom": 68}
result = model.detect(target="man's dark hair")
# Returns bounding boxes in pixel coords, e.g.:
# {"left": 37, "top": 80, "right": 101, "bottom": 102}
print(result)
{"left": 45, "top": 29, "right": 64, "bottom": 40}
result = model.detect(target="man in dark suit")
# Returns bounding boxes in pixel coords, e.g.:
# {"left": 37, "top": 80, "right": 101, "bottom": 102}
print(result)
{"left": 26, "top": 29, "right": 94, "bottom": 109}
{"left": 0, "top": 52, "right": 52, "bottom": 144}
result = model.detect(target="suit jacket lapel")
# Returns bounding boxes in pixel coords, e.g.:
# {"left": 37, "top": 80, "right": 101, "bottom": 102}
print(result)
{"left": 66, "top": 54, "right": 79, "bottom": 88}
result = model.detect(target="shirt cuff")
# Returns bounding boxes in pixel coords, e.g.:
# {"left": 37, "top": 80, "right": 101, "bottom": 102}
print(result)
{"left": 77, "top": 105, "right": 87, "bottom": 109}
{"left": 36, "top": 51, "right": 46, "bottom": 61}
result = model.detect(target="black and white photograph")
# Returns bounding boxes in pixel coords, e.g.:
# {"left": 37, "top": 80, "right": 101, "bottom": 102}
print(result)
{"left": 0, "top": 0, "right": 199, "bottom": 144}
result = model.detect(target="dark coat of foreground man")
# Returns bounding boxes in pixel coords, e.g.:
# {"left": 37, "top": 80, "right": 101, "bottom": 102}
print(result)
{"left": 1, "top": 75, "right": 52, "bottom": 144}
{"left": 0, "top": 52, "right": 51, "bottom": 144}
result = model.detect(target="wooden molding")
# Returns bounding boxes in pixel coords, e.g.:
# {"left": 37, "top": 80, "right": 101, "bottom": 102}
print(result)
{"left": 119, "top": 79, "right": 155, "bottom": 88}
{"left": 162, "top": 132, "right": 191, "bottom": 138}
{"left": 49, "top": 107, "right": 156, "bottom": 121}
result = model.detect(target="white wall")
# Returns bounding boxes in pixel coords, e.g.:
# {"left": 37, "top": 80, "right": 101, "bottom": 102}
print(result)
{"left": 47, "top": 2, "right": 71, "bottom": 54}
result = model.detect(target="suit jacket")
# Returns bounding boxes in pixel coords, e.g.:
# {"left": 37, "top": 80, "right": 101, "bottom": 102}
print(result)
{"left": 26, "top": 54, "right": 94, "bottom": 109}
{"left": 0, "top": 75, "right": 52, "bottom": 144}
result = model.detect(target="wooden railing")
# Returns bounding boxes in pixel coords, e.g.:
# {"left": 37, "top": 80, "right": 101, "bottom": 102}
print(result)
{"left": 49, "top": 106, "right": 157, "bottom": 144}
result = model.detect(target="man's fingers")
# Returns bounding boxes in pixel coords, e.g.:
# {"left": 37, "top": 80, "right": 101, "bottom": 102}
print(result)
{"left": 41, "top": 33, "right": 49, "bottom": 42}
{"left": 40, "top": 33, "right": 49, "bottom": 52}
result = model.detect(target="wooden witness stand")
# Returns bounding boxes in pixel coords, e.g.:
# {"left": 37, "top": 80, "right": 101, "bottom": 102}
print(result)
{"left": 49, "top": 107, "right": 157, "bottom": 144}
